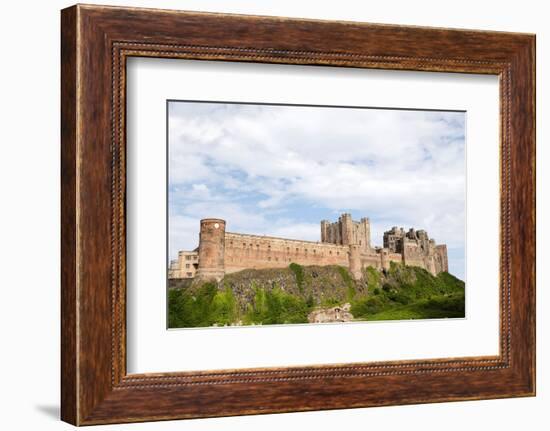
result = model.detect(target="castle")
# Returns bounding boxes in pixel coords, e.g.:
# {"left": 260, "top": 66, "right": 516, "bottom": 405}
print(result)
{"left": 168, "top": 214, "right": 448, "bottom": 281}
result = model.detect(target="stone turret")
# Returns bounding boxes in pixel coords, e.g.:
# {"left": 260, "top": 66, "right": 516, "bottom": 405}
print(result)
{"left": 340, "top": 213, "right": 354, "bottom": 245}
{"left": 348, "top": 244, "right": 363, "bottom": 280}
{"left": 380, "top": 248, "right": 390, "bottom": 271}
{"left": 435, "top": 244, "right": 449, "bottom": 273}
{"left": 196, "top": 218, "right": 226, "bottom": 281}
{"left": 320, "top": 220, "right": 330, "bottom": 243}
{"left": 360, "top": 217, "right": 371, "bottom": 251}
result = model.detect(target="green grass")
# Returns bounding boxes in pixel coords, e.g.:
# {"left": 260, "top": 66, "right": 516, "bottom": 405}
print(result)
{"left": 351, "top": 266, "right": 465, "bottom": 321}
{"left": 364, "top": 291, "right": 465, "bottom": 321}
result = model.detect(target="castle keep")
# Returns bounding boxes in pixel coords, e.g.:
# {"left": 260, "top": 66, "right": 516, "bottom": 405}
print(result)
{"left": 168, "top": 214, "right": 448, "bottom": 281}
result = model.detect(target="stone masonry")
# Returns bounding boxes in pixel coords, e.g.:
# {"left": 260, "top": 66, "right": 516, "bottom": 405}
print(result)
{"left": 168, "top": 214, "right": 449, "bottom": 281}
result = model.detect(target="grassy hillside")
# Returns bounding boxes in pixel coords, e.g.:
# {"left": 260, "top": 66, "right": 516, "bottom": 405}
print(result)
{"left": 352, "top": 263, "right": 465, "bottom": 321}
{"left": 168, "top": 262, "right": 465, "bottom": 328}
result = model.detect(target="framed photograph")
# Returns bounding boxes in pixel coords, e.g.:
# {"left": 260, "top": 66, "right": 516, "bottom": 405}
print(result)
{"left": 61, "top": 4, "right": 535, "bottom": 425}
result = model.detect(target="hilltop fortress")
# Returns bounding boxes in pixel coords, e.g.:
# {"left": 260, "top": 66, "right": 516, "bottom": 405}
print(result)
{"left": 169, "top": 214, "right": 448, "bottom": 281}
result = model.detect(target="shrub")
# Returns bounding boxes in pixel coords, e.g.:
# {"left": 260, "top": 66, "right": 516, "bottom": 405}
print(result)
{"left": 167, "top": 282, "right": 238, "bottom": 328}
{"left": 365, "top": 266, "right": 381, "bottom": 293}
{"left": 289, "top": 262, "right": 305, "bottom": 292}
{"left": 337, "top": 266, "right": 356, "bottom": 300}
{"left": 351, "top": 296, "right": 386, "bottom": 317}
{"left": 320, "top": 296, "right": 340, "bottom": 307}
{"left": 244, "top": 286, "right": 310, "bottom": 325}
{"left": 387, "top": 290, "right": 413, "bottom": 305}
{"left": 210, "top": 287, "right": 238, "bottom": 326}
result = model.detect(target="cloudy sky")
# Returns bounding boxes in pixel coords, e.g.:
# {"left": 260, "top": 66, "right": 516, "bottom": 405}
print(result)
{"left": 168, "top": 101, "right": 466, "bottom": 280}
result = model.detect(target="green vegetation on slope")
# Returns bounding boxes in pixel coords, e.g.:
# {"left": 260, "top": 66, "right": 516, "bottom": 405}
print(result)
{"left": 337, "top": 265, "right": 356, "bottom": 301}
{"left": 243, "top": 285, "right": 310, "bottom": 325}
{"left": 168, "top": 283, "right": 238, "bottom": 328}
{"left": 168, "top": 282, "right": 310, "bottom": 327}
{"left": 289, "top": 262, "right": 305, "bottom": 292}
{"left": 168, "top": 263, "right": 465, "bottom": 328}
{"left": 363, "top": 291, "right": 465, "bottom": 321}
{"left": 351, "top": 264, "right": 465, "bottom": 321}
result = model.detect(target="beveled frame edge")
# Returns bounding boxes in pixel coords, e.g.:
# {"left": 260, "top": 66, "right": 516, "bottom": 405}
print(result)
{"left": 61, "top": 4, "right": 535, "bottom": 426}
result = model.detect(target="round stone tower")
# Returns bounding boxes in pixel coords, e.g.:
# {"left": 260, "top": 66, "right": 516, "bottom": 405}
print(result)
{"left": 348, "top": 244, "right": 363, "bottom": 280}
{"left": 196, "top": 218, "right": 226, "bottom": 281}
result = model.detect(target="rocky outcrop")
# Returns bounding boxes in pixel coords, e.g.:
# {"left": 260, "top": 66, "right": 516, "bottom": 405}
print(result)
{"left": 308, "top": 303, "right": 353, "bottom": 323}
{"left": 220, "top": 265, "right": 366, "bottom": 315}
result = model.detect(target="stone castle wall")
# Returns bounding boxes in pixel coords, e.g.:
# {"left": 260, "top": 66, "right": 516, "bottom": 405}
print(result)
{"left": 170, "top": 214, "right": 450, "bottom": 281}
{"left": 224, "top": 232, "right": 349, "bottom": 274}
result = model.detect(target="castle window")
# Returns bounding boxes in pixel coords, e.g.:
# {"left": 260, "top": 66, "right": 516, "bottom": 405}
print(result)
{"left": 186, "top": 272, "right": 192, "bottom": 277}
{"left": 185, "top": 256, "right": 191, "bottom": 260}
{"left": 185, "top": 264, "right": 190, "bottom": 268}
{"left": 296, "top": 248, "right": 299, "bottom": 253}
{"left": 329, "top": 251, "right": 332, "bottom": 255}
{"left": 268, "top": 257, "right": 271, "bottom": 261}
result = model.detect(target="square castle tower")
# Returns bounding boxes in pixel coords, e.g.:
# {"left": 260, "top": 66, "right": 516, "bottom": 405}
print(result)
{"left": 320, "top": 213, "right": 371, "bottom": 252}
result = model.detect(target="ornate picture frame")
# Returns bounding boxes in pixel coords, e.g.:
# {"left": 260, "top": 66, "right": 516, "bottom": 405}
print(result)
{"left": 61, "top": 4, "right": 535, "bottom": 425}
